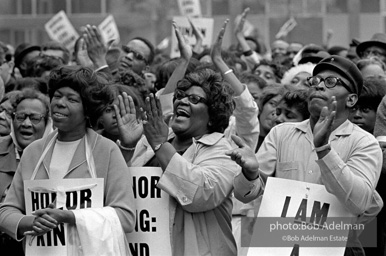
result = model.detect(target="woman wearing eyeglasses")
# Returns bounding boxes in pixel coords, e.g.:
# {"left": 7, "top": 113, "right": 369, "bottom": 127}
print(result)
{"left": 116, "top": 67, "right": 239, "bottom": 255}
{"left": 0, "top": 66, "right": 135, "bottom": 254}
{"left": 0, "top": 88, "right": 52, "bottom": 255}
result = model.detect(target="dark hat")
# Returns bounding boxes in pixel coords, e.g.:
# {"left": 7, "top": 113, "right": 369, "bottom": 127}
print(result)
{"left": 356, "top": 33, "right": 386, "bottom": 57}
{"left": 313, "top": 55, "right": 363, "bottom": 95}
{"left": 299, "top": 51, "right": 330, "bottom": 65}
{"left": 350, "top": 38, "right": 361, "bottom": 47}
{"left": 14, "top": 43, "right": 41, "bottom": 68}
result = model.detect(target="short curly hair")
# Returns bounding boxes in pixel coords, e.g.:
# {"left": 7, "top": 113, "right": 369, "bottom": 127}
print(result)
{"left": 48, "top": 66, "right": 110, "bottom": 127}
{"left": 175, "top": 68, "right": 234, "bottom": 133}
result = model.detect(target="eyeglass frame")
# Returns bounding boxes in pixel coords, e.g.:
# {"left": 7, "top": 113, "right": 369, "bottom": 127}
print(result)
{"left": 38, "top": 52, "right": 66, "bottom": 64}
{"left": 362, "top": 48, "right": 386, "bottom": 58}
{"left": 173, "top": 89, "right": 208, "bottom": 105}
{"left": 12, "top": 112, "right": 46, "bottom": 125}
{"left": 306, "top": 75, "right": 353, "bottom": 93}
{"left": 0, "top": 106, "right": 13, "bottom": 118}
{"left": 121, "top": 45, "right": 148, "bottom": 64}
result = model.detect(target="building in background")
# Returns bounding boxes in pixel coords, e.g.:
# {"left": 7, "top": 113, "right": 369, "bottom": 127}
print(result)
{"left": 0, "top": 0, "right": 385, "bottom": 53}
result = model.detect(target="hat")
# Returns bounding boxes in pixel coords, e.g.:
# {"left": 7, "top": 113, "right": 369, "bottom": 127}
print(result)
{"left": 356, "top": 33, "right": 386, "bottom": 57}
{"left": 14, "top": 43, "right": 41, "bottom": 68}
{"left": 299, "top": 51, "right": 330, "bottom": 65}
{"left": 328, "top": 46, "right": 348, "bottom": 55}
{"left": 313, "top": 55, "right": 363, "bottom": 95}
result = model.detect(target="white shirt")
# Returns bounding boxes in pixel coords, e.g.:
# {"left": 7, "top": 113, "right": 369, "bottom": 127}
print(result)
{"left": 49, "top": 139, "right": 81, "bottom": 179}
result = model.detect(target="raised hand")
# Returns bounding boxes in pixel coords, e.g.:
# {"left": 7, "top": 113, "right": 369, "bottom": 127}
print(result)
{"left": 226, "top": 134, "right": 259, "bottom": 180}
{"left": 75, "top": 37, "right": 93, "bottom": 68}
{"left": 313, "top": 96, "right": 337, "bottom": 147}
{"left": 235, "top": 7, "right": 250, "bottom": 35}
{"left": 141, "top": 94, "right": 169, "bottom": 150}
{"left": 211, "top": 19, "right": 229, "bottom": 64}
{"left": 114, "top": 92, "right": 144, "bottom": 148}
{"left": 173, "top": 22, "right": 192, "bottom": 61}
{"left": 83, "top": 24, "right": 108, "bottom": 69}
{"left": 188, "top": 18, "right": 203, "bottom": 54}
{"left": 162, "top": 22, "right": 193, "bottom": 94}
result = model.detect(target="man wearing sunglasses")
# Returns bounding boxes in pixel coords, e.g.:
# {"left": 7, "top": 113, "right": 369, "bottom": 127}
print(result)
{"left": 229, "top": 55, "right": 383, "bottom": 255}
{"left": 119, "top": 37, "right": 155, "bottom": 76}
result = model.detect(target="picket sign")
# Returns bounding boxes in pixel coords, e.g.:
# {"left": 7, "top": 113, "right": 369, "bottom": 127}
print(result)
{"left": 44, "top": 11, "right": 79, "bottom": 51}
{"left": 246, "top": 177, "right": 354, "bottom": 256}
{"left": 24, "top": 178, "right": 104, "bottom": 256}
{"left": 177, "top": 0, "right": 202, "bottom": 18}
{"left": 126, "top": 167, "right": 172, "bottom": 256}
{"left": 98, "top": 15, "right": 120, "bottom": 45}
{"left": 170, "top": 16, "right": 213, "bottom": 58}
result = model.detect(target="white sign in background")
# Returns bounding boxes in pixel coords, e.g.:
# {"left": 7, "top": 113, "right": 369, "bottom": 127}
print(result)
{"left": 170, "top": 16, "right": 213, "bottom": 58}
{"left": 24, "top": 178, "right": 104, "bottom": 256}
{"left": 177, "top": 0, "right": 202, "bottom": 18}
{"left": 98, "top": 14, "right": 120, "bottom": 45}
{"left": 44, "top": 11, "right": 79, "bottom": 51}
{"left": 126, "top": 167, "right": 172, "bottom": 256}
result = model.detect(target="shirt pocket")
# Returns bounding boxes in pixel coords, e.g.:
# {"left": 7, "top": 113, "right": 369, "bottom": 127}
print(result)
{"left": 276, "top": 161, "right": 299, "bottom": 179}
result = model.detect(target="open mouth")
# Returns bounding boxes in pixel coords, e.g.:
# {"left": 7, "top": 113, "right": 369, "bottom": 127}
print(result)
{"left": 53, "top": 112, "right": 68, "bottom": 119}
{"left": 19, "top": 130, "right": 34, "bottom": 138}
{"left": 175, "top": 108, "right": 190, "bottom": 118}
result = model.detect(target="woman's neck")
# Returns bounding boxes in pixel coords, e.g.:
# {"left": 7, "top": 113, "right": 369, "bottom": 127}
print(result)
{"left": 57, "top": 128, "right": 86, "bottom": 142}
{"left": 172, "top": 136, "right": 194, "bottom": 152}
{"left": 259, "top": 123, "right": 268, "bottom": 137}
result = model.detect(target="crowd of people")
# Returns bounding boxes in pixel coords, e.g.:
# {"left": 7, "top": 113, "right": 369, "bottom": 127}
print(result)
{"left": 0, "top": 6, "right": 385, "bottom": 256}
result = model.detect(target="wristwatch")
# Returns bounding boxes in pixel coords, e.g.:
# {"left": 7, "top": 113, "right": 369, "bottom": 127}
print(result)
{"left": 153, "top": 142, "right": 166, "bottom": 152}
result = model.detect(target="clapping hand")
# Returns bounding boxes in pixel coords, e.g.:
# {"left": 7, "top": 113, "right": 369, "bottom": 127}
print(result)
{"left": 114, "top": 92, "right": 144, "bottom": 148}
{"left": 173, "top": 22, "right": 192, "bottom": 61}
{"left": 83, "top": 25, "right": 108, "bottom": 69}
{"left": 141, "top": 94, "right": 169, "bottom": 150}
{"left": 313, "top": 96, "right": 337, "bottom": 148}
{"left": 188, "top": 18, "right": 203, "bottom": 54}
{"left": 76, "top": 37, "right": 93, "bottom": 68}
{"left": 235, "top": 8, "right": 250, "bottom": 36}
{"left": 211, "top": 19, "right": 228, "bottom": 65}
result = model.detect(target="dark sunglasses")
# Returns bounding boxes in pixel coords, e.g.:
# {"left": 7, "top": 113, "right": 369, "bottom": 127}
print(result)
{"left": 121, "top": 45, "right": 148, "bottom": 64}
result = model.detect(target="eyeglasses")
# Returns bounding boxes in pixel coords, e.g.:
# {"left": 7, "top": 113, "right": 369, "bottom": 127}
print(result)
{"left": 121, "top": 45, "right": 148, "bottom": 64}
{"left": 307, "top": 76, "right": 353, "bottom": 93}
{"left": 173, "top": 89, "right": 207, "bottom": 105}
{"left": 363, "top": 49, "right": 386, "bottom": 58}
{"left": 39, "top": 52, "right": 65, "bottom": 64}
{"left": 13, "top": 113, "right": 46, "bottom": 125}
{"left": 0, "top": 106, "right": 12, "bottom": 118}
